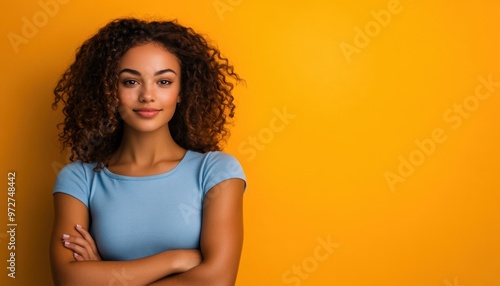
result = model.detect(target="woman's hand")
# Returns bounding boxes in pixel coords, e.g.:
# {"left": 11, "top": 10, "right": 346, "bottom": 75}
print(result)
{"left": 61, "top": 224, "right": 102, "bottom": 261}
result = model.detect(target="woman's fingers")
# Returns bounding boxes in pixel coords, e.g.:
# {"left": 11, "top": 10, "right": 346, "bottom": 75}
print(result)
{"left": 62, "top": 239, "right": 90, "bottom": 260}
{"left": 62, "top": 234, "right": 92, "bottom": 250}
{"left": 61, "top": 224, "right": 101, "bottom": 261}
{"left": 75, "top": 224, "right": 100, "bottom": 255}
{"left": 73, "top": 252, "right": 85, "bottom": 262}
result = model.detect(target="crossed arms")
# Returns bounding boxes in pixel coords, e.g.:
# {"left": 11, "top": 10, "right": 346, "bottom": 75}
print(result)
{"left": 49, "top": 178, "right": 245, "bottom": 286}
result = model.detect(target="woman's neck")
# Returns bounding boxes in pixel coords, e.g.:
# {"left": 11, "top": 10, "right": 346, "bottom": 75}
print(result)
{"left": 110, "top": 126, "right": 186, "bottom": 168}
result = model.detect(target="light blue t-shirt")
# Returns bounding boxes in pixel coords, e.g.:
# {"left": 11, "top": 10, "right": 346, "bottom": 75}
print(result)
{"left": 53, "top": 150, "right": 246, "bottom": 261}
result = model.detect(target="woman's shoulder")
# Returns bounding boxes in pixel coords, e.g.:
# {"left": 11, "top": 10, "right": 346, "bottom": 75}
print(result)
{"left": 184, "top": 150, "right": 246, "bottom": 193}
{"left": 53, "top": 160, "right": 100, "bottom": 207}
{"left": 189, "top": 150, "right": 245, "bottom": 178}
{"left": 188, "top": 150, "right": 242, "bottom": 167}
{"left": 56, "top": 160, "right": 99, "bottom": 181}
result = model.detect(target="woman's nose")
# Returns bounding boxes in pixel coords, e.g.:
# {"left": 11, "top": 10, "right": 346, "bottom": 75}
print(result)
{"left": 138, "top": 86, "right": 155, "bottom": 103}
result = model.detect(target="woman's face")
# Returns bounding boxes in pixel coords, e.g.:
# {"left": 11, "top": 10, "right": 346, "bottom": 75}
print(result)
{"left": 116, "top": 42, "right": 181, "bottom": 134}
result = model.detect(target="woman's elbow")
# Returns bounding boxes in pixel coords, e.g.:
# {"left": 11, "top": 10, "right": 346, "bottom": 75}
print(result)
{"left": 199, "top": 259, "right": 240, "bottom": 286}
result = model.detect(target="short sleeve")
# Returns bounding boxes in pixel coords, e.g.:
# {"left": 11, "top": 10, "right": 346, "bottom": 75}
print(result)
{"left": 201, "top": 152, "right": 246, "bottom": 196}
{"left": 53, "top": 161, "right": 90, "bottom": 208}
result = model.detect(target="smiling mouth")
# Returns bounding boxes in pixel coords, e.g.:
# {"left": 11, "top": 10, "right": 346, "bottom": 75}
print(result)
{"left": 133, "top": 108, "right": 162, "bottom": 118}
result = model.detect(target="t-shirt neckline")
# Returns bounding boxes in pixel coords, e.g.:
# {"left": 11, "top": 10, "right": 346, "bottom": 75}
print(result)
{"left": 102, "top": 150, "right": 191, "bottom": 181}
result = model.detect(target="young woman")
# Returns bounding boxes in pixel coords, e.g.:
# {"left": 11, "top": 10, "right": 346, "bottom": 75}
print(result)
{"left": 50, "top": 18, "right": 246, "bottom": 286}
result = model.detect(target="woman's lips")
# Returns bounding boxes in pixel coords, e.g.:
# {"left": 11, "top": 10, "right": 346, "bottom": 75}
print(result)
{"left": 133, "top": 108, "right": 162, "bottom": 118}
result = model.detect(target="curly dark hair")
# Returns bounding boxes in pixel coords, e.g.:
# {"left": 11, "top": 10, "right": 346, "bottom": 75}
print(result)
{"left": 52, "top": 18, "right": 242, "bottom": 171}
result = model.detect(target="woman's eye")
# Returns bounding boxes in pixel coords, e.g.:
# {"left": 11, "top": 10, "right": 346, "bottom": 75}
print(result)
{"left": 158, "top": 80, "right": 171, "bottom": 85}
{"left": 123, "top": 79, "right": 138, "bottom": 86}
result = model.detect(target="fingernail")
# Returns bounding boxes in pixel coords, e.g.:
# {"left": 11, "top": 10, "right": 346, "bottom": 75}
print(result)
{"left": 74, "top": 252, "right": 79, "bottom": 257}
{"left": 62, "top": 234, "right": 70, "bottom": 239}
{"left": 64, "top": 241, "right": 70, "bottom": 246}
{"left": 76, "top": 224, "right": 82, "bottom": 229}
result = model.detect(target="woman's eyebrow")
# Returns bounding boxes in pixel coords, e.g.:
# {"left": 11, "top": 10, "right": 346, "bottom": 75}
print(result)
{"left": 118, "top": 68, "right": 177, "bottom": 76}
{"left": 118, "top": 68, "right": 141, "bottom": 76}
{"left": 154, "top": 69, "right": 177, "bottom": 76}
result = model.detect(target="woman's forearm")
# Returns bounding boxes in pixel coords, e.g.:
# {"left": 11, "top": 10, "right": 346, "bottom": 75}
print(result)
{"left": 52, "top": 249, "right": 197, "bottom": 286}
{"left": 147, "top": 261, "right": 237, "bottom": 286}
{"left": 50, "top": 195, "right": 200, "bottom": 285}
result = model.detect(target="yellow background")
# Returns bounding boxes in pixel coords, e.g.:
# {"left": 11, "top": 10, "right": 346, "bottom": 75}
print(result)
{"left": 1, "top": 0, "right": 499, "bottom": 285}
